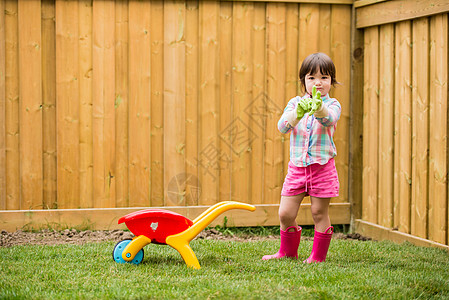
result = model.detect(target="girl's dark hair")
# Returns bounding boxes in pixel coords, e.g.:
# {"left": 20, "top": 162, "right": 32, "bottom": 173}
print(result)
{"left": 299, "top": 53, "right": 339, "bottom": 92}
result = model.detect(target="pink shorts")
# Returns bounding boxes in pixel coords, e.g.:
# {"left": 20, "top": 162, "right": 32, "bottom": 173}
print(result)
{"left": 281, "top": 158, "right": 339, "bottom": 198}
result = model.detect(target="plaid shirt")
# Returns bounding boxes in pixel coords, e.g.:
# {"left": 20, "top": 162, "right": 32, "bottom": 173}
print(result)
{"left": 278, "top": 94, "right": 341, "bottom": 167}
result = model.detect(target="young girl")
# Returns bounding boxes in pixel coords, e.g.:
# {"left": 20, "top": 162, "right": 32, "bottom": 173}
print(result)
{"left": 262, "top": 52, "right": 341, "bottom": 263}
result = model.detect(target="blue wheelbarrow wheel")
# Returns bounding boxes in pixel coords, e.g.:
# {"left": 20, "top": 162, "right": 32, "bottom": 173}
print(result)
{"left": 112, "top": 239, "right": 144, "bottom": 265}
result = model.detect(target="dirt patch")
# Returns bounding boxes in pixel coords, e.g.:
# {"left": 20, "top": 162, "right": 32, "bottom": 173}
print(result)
{"left": 0, "top": 229, "right": 134, "bottom": 247}
{"left": 0, "top": 229, "right": 371, "bottom": 247}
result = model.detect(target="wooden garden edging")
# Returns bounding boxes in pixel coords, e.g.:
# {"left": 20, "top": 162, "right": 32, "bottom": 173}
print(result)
{"left": 0, "top": 203, "right": 351, "bottom": 232}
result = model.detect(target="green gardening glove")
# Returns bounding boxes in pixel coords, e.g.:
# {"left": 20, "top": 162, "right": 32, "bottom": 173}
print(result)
{"left": 297, "top": 97, "right": 310, "bottom": 119}
{"left": 308, "top": 86, "right": 322, "bottom": 115}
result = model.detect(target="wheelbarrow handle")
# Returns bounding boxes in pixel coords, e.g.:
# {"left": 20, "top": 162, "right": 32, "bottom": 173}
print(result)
{"left": 166, "top": 201, "right": 256, "bottom": 269}
{"left": 191, "top": 201, "right": 256, "bottom": 241}
{"left": 192, "top": 201, "right": 234, "bottom": 224}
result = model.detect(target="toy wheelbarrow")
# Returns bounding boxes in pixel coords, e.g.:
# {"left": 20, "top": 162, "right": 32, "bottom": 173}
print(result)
{"left": 112, "top": 201, "right": 256, "bottom": 269}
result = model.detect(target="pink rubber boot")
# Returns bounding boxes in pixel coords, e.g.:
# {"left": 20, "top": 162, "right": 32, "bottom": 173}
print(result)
{"left": 262, "top": 226, "right": 302, "bottom": 260}
{"left": 304, "top": 226, "right": 334, "bottom": 263}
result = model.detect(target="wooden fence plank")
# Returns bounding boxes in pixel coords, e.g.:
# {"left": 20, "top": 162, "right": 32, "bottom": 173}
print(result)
{"left": 128, "top": 0, "right": 150, "bottom": 207}
{"left": 164, "top": 1, "right": 186, "bottom": 206}
{"left": 150, "top": 1, "right": 164, "bottom": 207}
{"left": 251, "top": 2, "right": 267, "bottom": 204}
{"left": 5, "top": 0, "right": 19, "bottom": 210}
{"left": 319, "top": 4, "right": 331, "bottom": 52}
{"left": 0, "top": 0, "right": 6, "bottom": 210}
{"left": 42, "top": 0, "right": 57, "bottom": 209}
{"left": 378, "top": 24, "right": 394, "bottom": 228}
{"left": 198, "top": 1, "right": 219, "bottom": 205}
{"left": 363, "top": 28, "right": 379, "bottom": 224}
{"left": 299, "top": 3, "right": 320, "bottom": 60}
{"left": 79, "top": 0, "right": 93, "bottom": 208}
{"left": 19, "top": 0, "right": 43, "bottom": 210}
{"left": 56, "top": 0, "right": 80, "bottom": 209}
{"left": 115, "top": 0, "right": 129, "bottom": 208}
{"left": 393, "top": 20, "right": 412, "bottom": 233}
{"left": 411, "top": 18, "right": 429, "bottom": 239}
{"left": 93, "top": 0, "right": 116, "bottom": 208}
{"left": 265, "top": 3, "right": 286, "bottom": 204}
{"left": 428, "top": 14, "right": 448, "bottom": 245}
{"left": 184, "top": 0, "right": 199, "bottom": 206}
{"left": 218, "top": 1, "right": 232, "bottom": 202}
{"left": 284, "top": 3, "right": 299, "bottom": 179}
{"left": 362, "top": 26, "right": 378, "bottom": 223}
{"left": 231, "top": 2, "right": 254, "bottom": 204}
{"left": 356, "top": 0, "right": 449, "bottom": 28}
{"left": 330, "top": 4, "right": 351, "bottom": 204}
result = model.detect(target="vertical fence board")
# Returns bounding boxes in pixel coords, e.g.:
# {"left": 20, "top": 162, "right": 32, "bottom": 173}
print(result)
{"left": 393, "top": 20, "right": 412, "bottom": 233}
{"left": 299, "top": 4, "right": 320, "bottom": 59}
{"left": 93, "top": 0, "right": 116, "bottom": 208}
{"left": 362, "top": 26, "right": 378, "bottom": 223}
{"left": 265, "top": 3, "right": 286, "bottom": 204}
{"left": 42, "top": 0, "right": 56, "bottom": 209}
{"left": 411, "top": 18, "right": 429, "bottom": 239}
{"left": 319, "top": 4, "right": 331, "bottom": 52}
{"left": 5, "top": 0, "right": 19, "bottom": 210}
{"left": 330, "top": 5, "right": 351, "bottom": 204}
{"left": 115, "top": 0, "right": 129, "bottom": 208}
{"left": 56, "top": 0, "right": 80, "bottom": 209}
{"left": 198, "top": 1, "right": 219, "bottom": 205}
{"left": 128, "top": 0, "right": 150, "bottom": 207}
{"left": 251, "top": 2, "right": 267, "bottom": 204}
{"left": 185, "top": 0, "right": 199, "bottom": 206}
{"left": 231, "top": 2, "right": 253, "bottom": 204}
{"left": 251, "top": 2, "right": 268, "bottom": 205}
{"left": 0, "top": 0, "right": 6, "bottom": 210}
{"left": 150, "top": 1, "right": 164, "bottom": 207}
{"left": 283, "top": 3, "right": 298, "bottom": 178}
{"left": 218, "top": 2, "right": 232, "bottom": 202}
{"left": 79, "top": 0, "right": 93, "bottom": 208}
{"left": 18, "top": 0, "right": 43, "bottom": 210}
{"left": 428, "top": 14, "right": 448, "bottom": 244}
{"left": 164, "top": 1, "right": 186, "bottom": 206}
{"left": 378, "top": 24, "right": 394, "bottom": 228}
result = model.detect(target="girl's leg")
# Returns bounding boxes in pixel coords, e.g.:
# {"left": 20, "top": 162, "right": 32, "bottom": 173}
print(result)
{"left": 309, "top": 197, "right": 331, "bottom": 232}
{"left": 305, "top": 196, "right": 333, "bottom": 263}
{"left": 279, "top": 194, "right": 306, "bottom": 231}
{"left": 262, "top": 194, "right": 305, "bottom": 260}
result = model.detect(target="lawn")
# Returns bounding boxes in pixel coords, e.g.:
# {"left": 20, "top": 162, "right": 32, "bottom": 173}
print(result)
{"left": 1, "top": 234, "right": 448, "bottom": 299}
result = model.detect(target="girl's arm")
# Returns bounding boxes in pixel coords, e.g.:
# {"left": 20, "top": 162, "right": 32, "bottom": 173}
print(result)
{"left": 277, "top": 97, "right": 301, "bottom": 134}
{"left": 315, "top": 99, "right": 341, "bottom": 127}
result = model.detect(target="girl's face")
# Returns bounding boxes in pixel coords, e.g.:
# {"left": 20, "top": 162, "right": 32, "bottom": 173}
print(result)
{"left": 305, "top": 70, "right": 332, "bottom": 96}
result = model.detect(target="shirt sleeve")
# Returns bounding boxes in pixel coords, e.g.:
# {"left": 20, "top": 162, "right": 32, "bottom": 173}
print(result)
{"left": 315, "top": 98, "right": 341, "bottom": 127}
{"left": 277, "top": 97, "right": 300, "bottom": 134}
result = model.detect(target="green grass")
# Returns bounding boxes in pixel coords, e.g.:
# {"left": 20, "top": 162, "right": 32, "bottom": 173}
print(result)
{"left": 1, "top": 237, "right": 448, "bottom": 299}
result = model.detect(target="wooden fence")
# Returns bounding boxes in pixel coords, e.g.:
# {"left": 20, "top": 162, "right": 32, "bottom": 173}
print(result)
{"left": 0, "top": 0, "right": 352, "bottom": 230}
{"left": 355, "top": 0, "right": 449, "bottom": 248}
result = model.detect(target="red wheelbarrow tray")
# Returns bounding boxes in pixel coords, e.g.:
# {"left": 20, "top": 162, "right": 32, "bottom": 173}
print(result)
{"left": 115, "top": 201, "right": 256, "bottom": 269}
